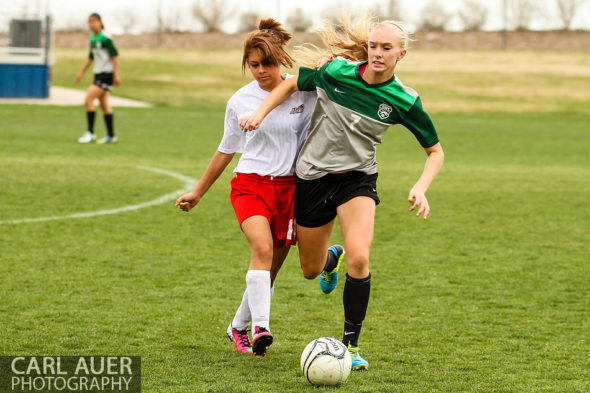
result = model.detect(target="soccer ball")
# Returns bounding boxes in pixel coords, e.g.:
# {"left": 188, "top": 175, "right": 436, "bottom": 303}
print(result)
{"left": 300, "top": 337, "right": 352, "bottom": 386}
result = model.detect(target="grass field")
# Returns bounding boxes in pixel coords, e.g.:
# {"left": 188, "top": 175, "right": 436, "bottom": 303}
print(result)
{"left": 1, "top": 48, "right": 589, "bottom": 392}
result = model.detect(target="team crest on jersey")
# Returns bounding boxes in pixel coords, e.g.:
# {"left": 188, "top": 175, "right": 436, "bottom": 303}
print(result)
{"left": 290, "top": 104, "right": 304, "bottom": 114}
{"left": 96, "top": 41, "right": 102, "bottom": 49}
{"left": 378, "top": 103, "right": 392, "bottom": 120}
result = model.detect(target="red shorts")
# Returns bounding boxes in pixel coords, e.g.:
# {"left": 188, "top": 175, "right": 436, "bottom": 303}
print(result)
{"left": 230, "top": 173, "right": 297, "bottom": 248}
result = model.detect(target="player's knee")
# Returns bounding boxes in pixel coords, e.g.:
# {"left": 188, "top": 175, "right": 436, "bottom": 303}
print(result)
{"left": 251, "top": 242, "right": 273, "bottom": 261}
{"left": 302, "top": 269, "right": 320, "bottom": 280}
{"left": 300, "top": 262, "right": 322, "bottom": 280}
{"left": 346, "top": 253, "right": 369, "bottom": 275}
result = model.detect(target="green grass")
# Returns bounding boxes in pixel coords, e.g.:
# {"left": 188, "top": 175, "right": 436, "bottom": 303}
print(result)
{"left": 1, "top": 48, "right": 589, "bottom": 392}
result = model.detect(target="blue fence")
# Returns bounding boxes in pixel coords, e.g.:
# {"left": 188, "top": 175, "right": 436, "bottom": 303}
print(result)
{"left": 0, "top": 63, "right": 50, "bottom": 98}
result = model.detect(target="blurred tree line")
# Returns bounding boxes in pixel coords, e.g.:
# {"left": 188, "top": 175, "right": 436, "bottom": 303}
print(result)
{"left": 53, "top": 0, "right": 589, "bottom": 34}
{"left": 190, "top": 0, "right": 589, "bottom": 33}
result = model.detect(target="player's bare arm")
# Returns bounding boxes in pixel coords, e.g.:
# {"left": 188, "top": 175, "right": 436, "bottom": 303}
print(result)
{"left": 176, "top": 151, "right": 235, "bottom": 212}
{"left": 239, "top": 76, "right": 299, "bottom": 131}
{"left": 408, "top": 142, "right": 444, "bottom": 219}
{"left": 75, "top": 58, "right": 92, "bottom": 84}
{"left": 112, "top": 56, "right": 121, "bottom": 86}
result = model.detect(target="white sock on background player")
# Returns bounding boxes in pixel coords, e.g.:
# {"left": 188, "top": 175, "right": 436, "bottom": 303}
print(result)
{"left": 246, "top": 270, "right": 271, "bottom": 330}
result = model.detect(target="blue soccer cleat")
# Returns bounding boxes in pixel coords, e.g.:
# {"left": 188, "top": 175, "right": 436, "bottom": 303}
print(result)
{"left": 349, "top": 344, "right": 369, "bottom": 371}
{"left": 320, "top": 245, "right": 345, "bottom": 294}
{"left": 97, "top": 136, "right": 118, "bottom": 144}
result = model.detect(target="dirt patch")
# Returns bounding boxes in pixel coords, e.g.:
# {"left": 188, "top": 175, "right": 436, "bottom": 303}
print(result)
{"left": 0, "top": 86, "right": 151, "bottom": 107}
{"left": 49, "top": 30, "right": 590, "bottom": 51}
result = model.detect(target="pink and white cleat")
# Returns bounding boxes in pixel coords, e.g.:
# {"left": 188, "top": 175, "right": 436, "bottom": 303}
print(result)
{"left": 252, "top": 326, "right": 273, "bottom": 357}
{"left": 226, "top": 324, "right": 252, "bottom": 354}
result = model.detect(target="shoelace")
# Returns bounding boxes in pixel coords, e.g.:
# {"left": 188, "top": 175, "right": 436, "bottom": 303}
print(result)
{"left": 236, "top": 329, "right": 251, "bottom": 347}
{"left": 256, "top": 327, "right": 269, "bottom": 335}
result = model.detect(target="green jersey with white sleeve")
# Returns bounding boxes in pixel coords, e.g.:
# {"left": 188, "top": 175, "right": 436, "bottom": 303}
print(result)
{"left": 88, "top": 31, "right": 118, "bottom": 74}
{"left": 295, "top": 57, "right": 439, "bottom": 180}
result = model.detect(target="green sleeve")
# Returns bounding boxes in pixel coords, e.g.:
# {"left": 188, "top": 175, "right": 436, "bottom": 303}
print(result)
{"left": 105, "top": 38, "right": 118, "bottom": 57}
{"left": 399, "top": 97, "right": 439, "bottom": 148}
{"left": 297, "top": 66, "right": 318, "bottom": 91}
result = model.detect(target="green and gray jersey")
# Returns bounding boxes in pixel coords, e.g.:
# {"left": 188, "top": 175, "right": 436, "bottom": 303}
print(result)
{"left": 296, "top": 57, "right": 439, "bottom": 180}
{"left": 88, "top": 31, "right": 118, "bottom": 74}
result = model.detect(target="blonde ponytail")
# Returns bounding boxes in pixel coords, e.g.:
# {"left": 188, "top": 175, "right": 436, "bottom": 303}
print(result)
{"left": 294, "top": 15, "right": 412, "bottom": 68}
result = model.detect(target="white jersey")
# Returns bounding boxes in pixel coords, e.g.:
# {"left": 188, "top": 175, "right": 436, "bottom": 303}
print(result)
{"left": 218, "top": 76, "right": 317, "bottom": 177}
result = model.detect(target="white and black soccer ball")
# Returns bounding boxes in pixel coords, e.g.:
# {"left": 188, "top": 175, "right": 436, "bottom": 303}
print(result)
{"left": 300, "top": 337, "right": 352, "bottom": 386}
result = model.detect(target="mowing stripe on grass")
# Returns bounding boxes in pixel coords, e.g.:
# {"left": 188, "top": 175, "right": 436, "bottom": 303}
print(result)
{"left": 0, "top": 165, "right": 196, "bottom": 225}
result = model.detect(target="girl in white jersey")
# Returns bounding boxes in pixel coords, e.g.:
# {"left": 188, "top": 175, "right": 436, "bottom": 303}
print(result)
{"left": 76, "top": 13, "right": 120, "bottom": 144}
{"left": 176, "top": 19, "right": 316, "bottom": 357}
{"left": 241, "top": 17, "right": 445, "bottom": 369}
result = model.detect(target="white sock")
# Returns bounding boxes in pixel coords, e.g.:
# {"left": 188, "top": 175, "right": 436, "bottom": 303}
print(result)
{"left": 231, "top": 288, "right": 251, "bottom": 330}
{"left": 246, "top": 270, "right": 271, "bottom": 330}
{"left": 269, "top": 285, "right": 274, "bottom": 322}
{"left": 230, "top": 285, "right": 275, "bottom": 330}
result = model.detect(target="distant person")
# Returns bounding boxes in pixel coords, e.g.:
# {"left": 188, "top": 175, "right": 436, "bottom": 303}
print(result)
{"left": 175, "top": 19, "right": 317, "bottom": 357}
{"left": 75, "top": 12, "right": 120, "bottom": 144}
{"left": 241, "top": 17, "right": 445, "bottom": 370}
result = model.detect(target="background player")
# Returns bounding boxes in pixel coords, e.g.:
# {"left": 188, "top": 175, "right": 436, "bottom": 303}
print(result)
{"left": 176, "top": 19, "right": 316, "bottom": 357}
{"left": 240, "top": 17, "right": 445, "bottom": 369}
{"left": 76, "top": 13, "right": 120, "bottom": 144}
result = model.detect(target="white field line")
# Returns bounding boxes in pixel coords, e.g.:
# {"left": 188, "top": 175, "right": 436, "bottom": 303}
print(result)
{"left": 0, "top": 165, "right": 196, "bottom": 225}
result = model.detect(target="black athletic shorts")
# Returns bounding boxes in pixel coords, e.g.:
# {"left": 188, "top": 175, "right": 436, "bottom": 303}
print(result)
{"left": 93, "top": 72, "right": 114, "bottom": 91}
{"left": 295, "top": 171, "right": 380, "bottom": 228}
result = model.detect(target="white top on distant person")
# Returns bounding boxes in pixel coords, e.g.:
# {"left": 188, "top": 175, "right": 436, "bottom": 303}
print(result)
{"left": 176, "top": 19, "right": 316, "bottom": 357}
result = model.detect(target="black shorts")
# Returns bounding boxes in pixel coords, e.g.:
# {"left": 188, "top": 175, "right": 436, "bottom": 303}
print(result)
{"left": 93, "top": 73, "right": 113, "bottom": 91}
{"left": 295, "top": 171, "right": 380, "bottom": 228}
